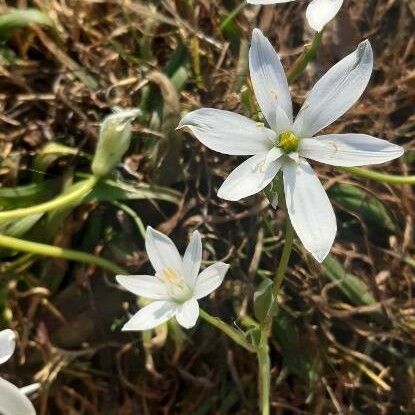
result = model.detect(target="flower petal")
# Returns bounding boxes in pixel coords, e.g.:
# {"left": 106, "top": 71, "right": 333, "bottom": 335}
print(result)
{"left": 283, "top": 159, "right": 336, "bottom": 262}
{"left": 0, "top": 330, "right": 15, "bottom": 365}
{"left": 294, "top": 40, "right": 373, "bottom": 137}
{"left": 145, "top": 227, "right": 183, "bottom": 275}
{"left": 300, "top": 134, "right": 404, "bottom": 167}
{"left": 306, "top": 0, "right": 343, "bottom": 32}
{"left": 122, "top": 301, "right": 177, "bottom": 331}
{"left": 217, "top": 153, "right": 283, "bottom": 201}
{"left": 178, "top": 108, "right": 274, "bottom": 155}
{"left": 175, "top": 298, "right": 199, "bottom": 329}
{"left": 0, "top": 378, "right": 36, "bottom": 415}
{"left": 116, "top": 275, "right": 169, "bottom": 300}
{"left": 182, "top": 230, "right": 202, "bottom": 287}
{"left": 194, "top": 262, "right": 229, "bottom": 300}
{"left": 249, "top": 28, "right": 293, "bottom": 130}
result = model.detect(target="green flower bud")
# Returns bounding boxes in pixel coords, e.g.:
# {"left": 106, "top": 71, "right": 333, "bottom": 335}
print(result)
{"left": 91, "top": 108, "right": 140, "bottom": 177}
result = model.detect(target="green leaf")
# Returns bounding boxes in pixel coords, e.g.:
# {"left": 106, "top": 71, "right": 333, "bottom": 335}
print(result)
{"left": 329, "top": 183, "right": 396, "bottom": 233}
{"left": 254, "top": 277, "right": 274, "bottom": 323}
{"left": 0, "top": 8, "right": 54, "bottom": 41}
{"left": 86, "top": 178, "right": 181, "bottom": 205}
{"left": 323, "top": 254, "right": 376, "bottom": 306}
{"left": 0, "top": 179, "right": 60, "bottom": 210}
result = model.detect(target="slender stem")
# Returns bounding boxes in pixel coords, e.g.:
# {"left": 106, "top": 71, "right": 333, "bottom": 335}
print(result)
{"left": 255, "top": 217, "right": 295, "bottom": 415}
{"left": 0, "top": 175, "right": 98, "bottom": 222}
{"left": 272, "top": 218, "right": 295, "bottom": 298}
{"left": 199, "top": 308, "right": 255, "bottom": 353}
{"left": 257, "top": 340, "right": 270, "bottom": 415}
{"left": 220, "top": 1, "right": 247, "bottom": 31}
{"left": 0, "top": 233, "right": 126, "bottom": 274}
{"left": 342, "top": 167, "right": 415, "bottom": 185}
{"left": 287, "top": 30, "right": 323, "bottom": 83}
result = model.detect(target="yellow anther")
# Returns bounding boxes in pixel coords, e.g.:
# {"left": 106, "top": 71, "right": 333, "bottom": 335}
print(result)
{"left": 278, "top": 131, "right": 299, "bottom": 153}
{"left": 157, "top": 267, "right": 182, "bottom": 285}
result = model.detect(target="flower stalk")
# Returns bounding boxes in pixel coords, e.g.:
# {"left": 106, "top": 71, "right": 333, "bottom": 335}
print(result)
{"left": 199, "top": 308, "right": 255, "bottom": 353}
{"left": 0, "top": 175, "right": 98, "bottom": 223}
{"left": 0, "top": 233, "right": 126, "bottom": 274}
{"left": 342, "top": 166, "right": 415, "bottom": 185}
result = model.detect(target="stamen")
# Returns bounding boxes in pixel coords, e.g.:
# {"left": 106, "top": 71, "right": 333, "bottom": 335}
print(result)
{"left": 277, "top": 131, "right": 300, "bottom": 153}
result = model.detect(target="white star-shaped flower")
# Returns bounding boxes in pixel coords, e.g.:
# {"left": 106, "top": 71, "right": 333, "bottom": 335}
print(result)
{"left": 0, "top": 329, "right": 38, "bottom": 415}
{"left": 117, "top": 227, "right": 229, "bottom": 330}
{"left": 247, "top": 0, "right": 344, "bottom": 32}
{"left": 178, "top": 29, "right": 404, "bottom": 263}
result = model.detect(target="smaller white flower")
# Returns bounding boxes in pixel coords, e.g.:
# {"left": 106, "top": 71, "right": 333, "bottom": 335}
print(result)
{"left": 117, "top": 227, "right": 229, "bottom": 330}
{"left": 247, "top": 0, "right": 343, "bottom": 32}
{"left": 0, "top": 329, "right": 38, "bottom": 415}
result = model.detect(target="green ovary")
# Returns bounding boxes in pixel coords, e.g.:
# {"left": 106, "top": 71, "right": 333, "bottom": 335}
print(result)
{"left": 277, "top": 131, "right": 299, "bottom": 153}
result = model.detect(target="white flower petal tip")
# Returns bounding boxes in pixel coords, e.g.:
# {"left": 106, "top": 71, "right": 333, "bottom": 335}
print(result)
{"left": 283, "top": 160, "right": 336, "bottom": 263}
{"left": 306, "top": 0, "right": 344, "bottom": 32}
{"left": 0, "top": 378, "right": 36, "bottom": 415}
{"left": 176, "top": 298, "right": 200, "bottom": 329}
{"left": 294, "top": 39, "right": 373, "bottom": 137}
{"left": 20, "top": 383, "right": 40, "bottom": 396}
{"left": 217, "top": 153, "right": 283, "bottom": 201}
{"left": 250, "top": 29, "right": 293, "bottom": 130}
{"left": 178, "top": 108, "right": 274, "bottom": 155}
{"left": 121, "top": 301, "right": 178, "bottom": 331}
{"left": 0, "top": 329, "right": 16, "bottom": 365}
{"left": 300, "top": 134, "right": 404, "bottom": 167}
{"left": 194, "top": 262, "right": 229, "bottom": 300}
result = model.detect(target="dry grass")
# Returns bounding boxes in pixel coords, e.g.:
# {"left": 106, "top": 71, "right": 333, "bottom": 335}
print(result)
{"left": 0, "top": 0, "right": 414, "bottom": 413}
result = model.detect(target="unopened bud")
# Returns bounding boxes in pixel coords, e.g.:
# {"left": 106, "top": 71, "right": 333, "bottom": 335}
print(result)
{"left": 91, "top": 108, "right": 140, "bottom": 177}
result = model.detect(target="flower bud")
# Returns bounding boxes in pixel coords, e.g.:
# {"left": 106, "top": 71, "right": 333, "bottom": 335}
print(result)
{"left": 91, "top": 108, "right": 140, "bottom": 177}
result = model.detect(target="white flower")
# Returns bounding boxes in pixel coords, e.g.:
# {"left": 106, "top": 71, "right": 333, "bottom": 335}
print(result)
{"left": 116, "top": 227, "right": 229, "bottom": 330}
{"left": 247, "top": 0, "right": 343, "bottom": 32}
{"left": 178, "top": 29, "right": 404, "bottom": 263}
{"left": 0, "top": 329, "right": 38, "bottom": 415}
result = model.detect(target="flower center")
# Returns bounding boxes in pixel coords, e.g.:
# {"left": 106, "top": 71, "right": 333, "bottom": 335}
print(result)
{"left": 156, "top": 266, "right": 192, "bottom": 303}
{"left": 277, "top": 131, "right": 299, "bottom": 153}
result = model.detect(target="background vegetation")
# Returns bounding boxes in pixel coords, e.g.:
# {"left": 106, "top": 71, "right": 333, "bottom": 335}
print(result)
{"left": 0, "top": 0, "right": 413, "bottom": 413}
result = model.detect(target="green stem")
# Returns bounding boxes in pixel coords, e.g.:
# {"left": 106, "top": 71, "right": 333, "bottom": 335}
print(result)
{"left": 257, "top": 340, "right": 271, "bottom": 415}
{"left": 342, "top": 167, "right": 415, "bottom": 185}
{"left": 0, "top": 233, "right": 126, "bottom": 274}
{"left": 256, "top": 217, "right": 295, "bottom": 415}
{"left": 0, "top": 176, "right": 98, "bottom": 222}
{"left": 220, "top": 1, "right": 247, "bottom": 31}
{"left": 287, "top": 30, "right": 323, "bottom": 83}
{"left": 199, "top": 308, "right": 255, "bottom": 353}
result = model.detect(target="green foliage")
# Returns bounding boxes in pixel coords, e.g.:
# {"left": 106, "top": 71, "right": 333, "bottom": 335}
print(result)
{"left": 0, "top": 8, "right": 54, "bottom": 41}
{"left": 254, "top": 277, "right": 274, "bottom": 323}
{"left": 329, "top": 183, "right": 397, "bottom": 233}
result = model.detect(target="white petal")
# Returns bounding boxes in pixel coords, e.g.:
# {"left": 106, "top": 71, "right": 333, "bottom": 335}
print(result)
{"left": 263, "top": 147, "right": 283, "bottom": 170}
{"left": 0, "top": 330, "right": 15, "bottom": 365}
{"left": 294, "top": 40, "right": 373, "bottom": 137}
{"left": 182, "top": 230, "right": 202, "bottom": 287}
{"left": 248, "top": 0, "right": 295, "bottom": 4}
{"left": 0, "top": 378, "right": 36, "bottom": 415}
{"left": 145, "top": 227, "right": 183, "bottom": 275}
{"left": 306, "top": 0, "right": 343, "bottom": 32}
{"left": 177, "top": 108, "right": 274, "bottom": 155}
{"left": 249, "top": 28, "right": 293, "bottom": 130}
{"left": 19, "top": 384, "right": 40, "bottom": 396}
{"left": 283, "top": 159, "right": 336, "bottom": 262}
{"left": 274, "top": 105, "right": 293, "bottom": 135}
{"left": 300, "top": 134, "right": 404, "bottom": 167}
{"left": 217, "top": 153, "right": 283, "bottom": 201}
{"left": 116, "top": 275, "right": 169, "bottom": 300}
{"left": 175, "top": 298, "right": 199, "bottom": 329}
{"left": 194, "top": 262, "right": 229, "bottom": 300}
{"left": 122, "top": 301, "right": 177, "bottom": 331}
